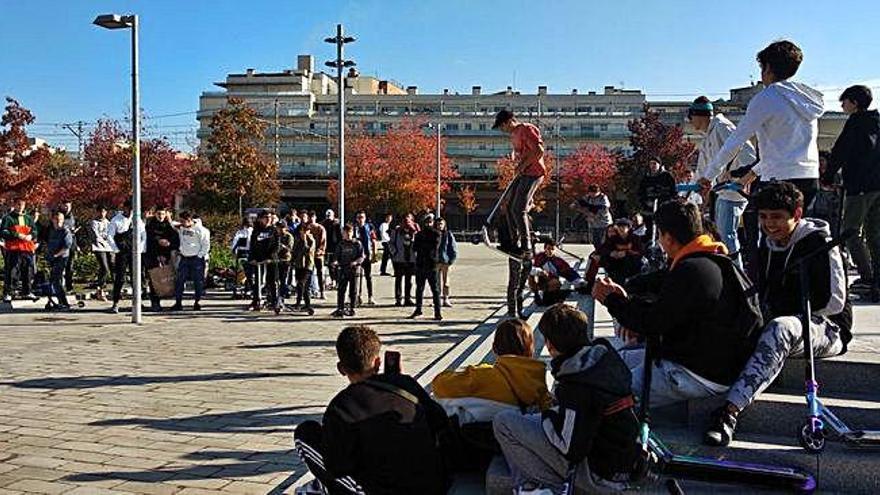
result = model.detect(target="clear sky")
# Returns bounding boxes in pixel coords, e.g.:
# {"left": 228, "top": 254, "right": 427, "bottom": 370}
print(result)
{"left": 1, "top": 0, "right": 878, "bottom": 151}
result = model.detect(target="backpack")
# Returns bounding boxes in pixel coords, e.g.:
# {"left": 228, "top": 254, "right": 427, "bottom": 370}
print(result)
{"left": 692, "top": 252, "right": 764, "bottom": 342}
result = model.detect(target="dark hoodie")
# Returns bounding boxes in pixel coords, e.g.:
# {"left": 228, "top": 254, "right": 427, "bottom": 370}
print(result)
{"left": 542, "top": 340, "right": 640, "bottom": 482}
{"left": 826, "top": 109, "right": 880, "bottom": 195}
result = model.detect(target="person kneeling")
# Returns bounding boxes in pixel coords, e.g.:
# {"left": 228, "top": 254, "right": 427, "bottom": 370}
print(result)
{"left": 529, "top": 239, "right": 587, "bottom": 306}
{"left": 704, "top": 182, "right": 852, "bottom": 446}
{"left": 597, "top": 219, "right": 645, "bottom": 283}
{"left": 294, "top": 326, "right": 449, "bottom": 494}
{"left": 593, "top": 199, "right": 761, "bottom": 408}
{"left": 493, "top": 304, "right": 640, "bottom": 493}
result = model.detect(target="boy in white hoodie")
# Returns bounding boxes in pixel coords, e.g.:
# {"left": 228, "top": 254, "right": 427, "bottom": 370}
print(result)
{"left": 172, "top": 211, "right": 210, "bottom": 311}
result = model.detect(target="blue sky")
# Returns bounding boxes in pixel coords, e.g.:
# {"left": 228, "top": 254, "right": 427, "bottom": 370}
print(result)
{"left": 1, "top": 0, "right": 878, "bottom": 150}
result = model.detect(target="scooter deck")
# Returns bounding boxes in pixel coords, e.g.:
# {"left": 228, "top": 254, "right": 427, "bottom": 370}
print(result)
{"left": 660, "top": 454, "right": 816, "bottom": 493}
{"left": 471, "top": 227, "right": 531, "bottom": 263}
{"left": 843, "top": 430, "right": 880, "bottom": 446}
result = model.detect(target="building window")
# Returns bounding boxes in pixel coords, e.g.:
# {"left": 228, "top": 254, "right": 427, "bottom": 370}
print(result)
{"left": 446, "top": 123, "right": 459, "bottom": 131}
{"left": 464, "top": 123, "right": 472, "bottom": 130}
{"left": 479, "top": 123, "right": 487, "bottom": 131}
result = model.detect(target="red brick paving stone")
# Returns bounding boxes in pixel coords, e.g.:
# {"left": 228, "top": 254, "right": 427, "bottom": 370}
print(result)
{"left": 4, "top": 479, "right": 76, "bottom": 494}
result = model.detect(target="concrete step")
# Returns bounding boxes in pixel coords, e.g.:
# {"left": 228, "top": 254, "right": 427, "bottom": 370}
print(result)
{"left": 654, "top": 426, "right": 880, "bottom": 494}
{"left": 772, "top": 352, "right": 880, "bottom": 396}
{"left": 655, "top": 390, "right": 880, "bottom": 440}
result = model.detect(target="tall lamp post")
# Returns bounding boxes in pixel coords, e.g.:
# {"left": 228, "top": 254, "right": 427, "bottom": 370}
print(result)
{"left": 424, "top": 123, "right": 442, "bottom": 218}
{"left": 94, "top": 13, "right": 142, "bottom": 324}
{"left": 324, "top": 25, "right": 355, "bottom": 222}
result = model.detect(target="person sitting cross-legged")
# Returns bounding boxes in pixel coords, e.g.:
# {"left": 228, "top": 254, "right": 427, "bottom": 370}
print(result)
{"left": 596, "top": 218, "right": 645, "bottom": 283}
{"left": 528, "top": 238, "right": 587, "bottom": 306}
{"left": 294, "top": 326, "right": 449, "bottom": 495}
{"left": 704, "top": 181, "right": 852, "bottom": 446}
{"left": 492, "top": 304, "right": 640, "bottom": 493}
{"left": 593, "top": 199, "right": 760, "bottom": 409}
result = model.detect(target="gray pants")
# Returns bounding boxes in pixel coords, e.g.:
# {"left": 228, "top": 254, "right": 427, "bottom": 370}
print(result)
{"left": 619, "top": 348, "right": 725, "bottom": 409}
{"left": 843, "top": 191, "right": 880, "bottom": 282}
{"left": 493, "top": 411, "right": 622, "bottom": 494}
{"left": 503, "top": 175, "right": 542, "bottom": 251}
{"left": 727, "top": 315, "right": 843, "bottom": 410}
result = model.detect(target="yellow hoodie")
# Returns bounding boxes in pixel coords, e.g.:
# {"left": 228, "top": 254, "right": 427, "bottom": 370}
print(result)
{"left": 432, "top": 355, "right": 551, "bottom": 422}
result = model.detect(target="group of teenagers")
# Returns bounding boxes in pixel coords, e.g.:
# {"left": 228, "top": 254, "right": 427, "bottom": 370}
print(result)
{"left": 292, "top": 38, "right": 878, "bottom": 494}
{"left": 1, "top": 199, "right": 212, "bottom": 313}
{"left": 232, "top": 207, "right": 459, "bottom": 320}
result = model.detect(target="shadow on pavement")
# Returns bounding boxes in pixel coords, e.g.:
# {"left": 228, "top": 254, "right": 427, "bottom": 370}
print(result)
{"left": 2, "top": 371, "right": 329, "bottom": 389}
{"left": 239, "top": 327, "right": 471, "bottom": 350}
{"left": 90, "top": 405, "right": 323, "bottom": 434}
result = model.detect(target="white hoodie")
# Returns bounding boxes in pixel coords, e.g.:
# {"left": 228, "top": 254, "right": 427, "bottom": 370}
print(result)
{"left": 178, "top": 223, "right": 210, "bottom": 259}
{"left": 106, "top": 212, "right": 146, "bottom": 254}
{"left": 705, "top": 81, "right": 824, "bottom": 181}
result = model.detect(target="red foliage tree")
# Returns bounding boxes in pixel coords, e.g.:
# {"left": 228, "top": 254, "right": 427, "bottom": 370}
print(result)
{"left": 61, "top": 119, "right": 195, "bottom": 210}
{"left": 328, "top": 120, "right": 458, "bottom": 217}
{"left": 560, "top": 143, "right": 620, "bottom": 203}
{"left": 456, "top": 185, "right": 478, "bottom": 230}
{"left": 616, "top": 105, "right": 696, "bottom": 206}
{"left": 0, "top": 98, "right": 55, "bottom": 205}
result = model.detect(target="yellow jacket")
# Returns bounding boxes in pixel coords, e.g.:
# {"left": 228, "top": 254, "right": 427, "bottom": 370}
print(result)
{"left": 432, "top": 355, "right": 551, "bottom": 422}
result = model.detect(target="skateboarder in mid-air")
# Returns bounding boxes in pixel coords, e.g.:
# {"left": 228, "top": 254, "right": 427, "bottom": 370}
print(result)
{"left": 493, "top": 110, "right": 546, "bottom": 317}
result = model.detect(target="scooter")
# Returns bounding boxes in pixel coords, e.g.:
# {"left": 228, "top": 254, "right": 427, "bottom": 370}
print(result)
{"left": 785, "top": 230, "right": 880, "bottom": 452}
{"left": 636, "top": 335, "right": 817, "bottom": 492}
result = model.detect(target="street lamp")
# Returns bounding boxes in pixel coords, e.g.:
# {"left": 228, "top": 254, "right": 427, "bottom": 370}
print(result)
{"left": 424, "top": 123, "right": 442, "bottom": 218}
{"left": 94, "top": 13, "right": 142, "bottom": 325}
{"left": 324, "top": 24, "right": 356, "bottom": 223}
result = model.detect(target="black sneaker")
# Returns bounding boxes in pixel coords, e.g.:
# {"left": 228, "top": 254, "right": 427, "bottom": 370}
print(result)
{"left": 408, "top": 310, "right": 422, "bottom": 319}
{"left": 331, "top": 309, "right": 345, "bottom": 318}
{"left": 193, "top": 302, "right": 202, "bottom": 311}
{"left": 704, "top": 405, "right": 738, "bottom": 447}
{"left": 170, "top": 303, "right": 183, "bottom": 311}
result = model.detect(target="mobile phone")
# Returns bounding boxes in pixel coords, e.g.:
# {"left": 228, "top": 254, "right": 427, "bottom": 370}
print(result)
{"left": 384, "top": 350, "right": 401, "bottom": 375}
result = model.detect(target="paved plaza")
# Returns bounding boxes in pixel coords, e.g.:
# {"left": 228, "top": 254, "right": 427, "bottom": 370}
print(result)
{"left": 2, "top": 244, "right": 880, "bottom": 494}
{"left": 0, "top": 245, "right": 512, "bottom": 494}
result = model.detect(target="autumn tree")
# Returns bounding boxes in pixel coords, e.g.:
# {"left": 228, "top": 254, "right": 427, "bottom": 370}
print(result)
{"left": 494, "top": 152, "right": 554, "bottom": 212}
{"left": 61, "top": 119, "right": 195, "bottom": 210}
{"left": 328, "top": 120, "right": 458, "bottom": 217}
{"left": 194, "top": 97, "right": 278, "bottom": 213}
{"left": 615, "top": 105, "right": 695, "bottom": 208}
{"left": 0, "top": 97, "right": 55, "bottom": 205}
{"left": 456, "top": 185, "right": 478, "bottom": 230}
{"left": 560, "top": 143, "right": 621, "bottom": 203}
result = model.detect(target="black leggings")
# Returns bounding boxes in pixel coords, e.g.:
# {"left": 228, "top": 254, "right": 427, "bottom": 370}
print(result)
{"left": 94, "top": 251, "right": 113, "bottom": 289}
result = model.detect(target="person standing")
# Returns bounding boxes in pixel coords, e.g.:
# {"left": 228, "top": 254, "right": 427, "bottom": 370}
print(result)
{"left": 1, "top": 198, "right": 37, "bottom": 302}
{"left": 332, "top": 223, "right": 365, "bottom": 318}
{"left": 824, "top": 85, "right": 880, "bottom": 297}
{"left": 231, "top": 217, "right": 254, "bottom": 296}
{"left": 410, "top": 215, "right": 442, "bottom": 321}
{"left": 58, "top": 201, "right": 78, "bottom": 292}
{"left": 493, "top": 110, "right": 546, "bottom": 257}
{"left": 378, "top": 213, "right": 394, "bottom": 276}
{"left": 247, "top": 210, "right": 275, "bottom": 311}
{"left": 270, "top": 220, "right": 294, "bottom": 312}
{"left": 574, "top": 184, "right": 613, "bottom": 251}
{"left": 354, "top": 210, "right": 378, "bottom": 306}
{"left": 171, "top": 211, "right": 210, "bottom": 311}
{"left": 691, "top": 96, "right": 758, "bottom": 263}
{"left": 89, "top": 206, "right": 114, "bottom": 301}
{"left": 144, "top": 206, "right": 179, "bottom": 311}
{"left": 107, "top": 200, "right": 147, "bottom": 314}
{"left": 637, "top": 158, "right": 677, "bottom": 244}
{"left": 307, "top": 210, "right": 328, "bottom": 300}
{"left": 45, "top": 210, "right": 74, "bottom": 309}
{"left": 389, "top": 213, "right": 419, "bottom": 306}
{"left": 436, "top": 217, "right": 457, "bottom": 308}
{"left": 321, "top": 209, "right": 341, "bottom": 290}
{"left": 292, "top": 221, "right": 317, "bottom": 313}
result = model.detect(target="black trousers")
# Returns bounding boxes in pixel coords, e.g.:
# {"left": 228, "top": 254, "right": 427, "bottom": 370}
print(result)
{"left": 380, "top": 242, "right": 392, "bottom": 273}
{"left": 3, "top": 251, "right": 33, "bottom": 297}
{"left": 506, "top": 258, "right": 529, "bottom": 315}
{"left": 64, "top": 248, "right": 76, "bottom": 291}
{"left": 94, "top": 251, "right": 113, "bottom": 289}
{"left": 111, "top": 251, "right": 140, "bottom": 304}
{"left": 315, "top": 257, "right": 325, "bottom": 295}
{"left": 295, "top": 267, "right": 313, "bottom": 308}
{"left": 393, "top": 261, "right": 414, "bottom": 303}
{"left": 337, "top": 273, "right": 357, "bottom": 311}
{"left": 294, "top": 421, "right": 364, "bottom": 495}
{"left": 415, "top": 267, "right": 441, "bottom": 317}
{"left": 360, "top": 259, "right": 373, "bottom": 297}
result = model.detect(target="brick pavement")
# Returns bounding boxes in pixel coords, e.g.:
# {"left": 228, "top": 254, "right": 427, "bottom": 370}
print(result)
{"left": 0, "top": 244, "right": 513, "bottom": 494}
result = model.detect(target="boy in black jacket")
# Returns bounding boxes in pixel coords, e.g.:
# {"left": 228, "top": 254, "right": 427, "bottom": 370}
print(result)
{"left": 494, "top": 304, "right": 640, "bottom": 492}
{"left": 593, "top": 199, "right": 756, "bottom": 408}
{"left": 410, "top": 214, "right": 442, "bottom": 321}
{"left": 247, "top": 210, "right": 275, "bottom": 311}
{"left": 294, "top": 326, "right": 448, "bottom": 495}
{"left": 331, "top": 223, "right": 365, "bottom": 317}
{"left": 705, "top": 181, "right": 851, "bottom": 446}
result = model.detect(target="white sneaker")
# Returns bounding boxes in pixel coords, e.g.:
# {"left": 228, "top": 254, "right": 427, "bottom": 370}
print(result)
{"left": 442, "top": 298, "right": 452, "bottom": 307}
{"left": 2, "top": 294, "right": 11, "bottom": 303}
{"left": 367, "top": 296, "right": 376, "bottom": 306}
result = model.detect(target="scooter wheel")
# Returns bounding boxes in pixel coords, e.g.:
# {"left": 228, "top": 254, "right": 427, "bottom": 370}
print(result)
{"left": 797, "top": 421, "right": 826, "bottom": 453}
{"left": 469, "top": 233, "right": 482, "bottom": 245}
{"left": 77, "top": 301, "right": 85, "bottom": 308}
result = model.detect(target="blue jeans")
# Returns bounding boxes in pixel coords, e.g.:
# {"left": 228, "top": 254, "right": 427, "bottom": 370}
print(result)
{"left": 49, "top": 256, "right": 69, "bottom": 306}
{"left": 175, "top": 256, "right": 205, "bottom": 303}
{"left": 619, "top": 347, "right": 727, "bottom": 409}
{"left": 715, "top": 198, "right": 746, "bottom": 263}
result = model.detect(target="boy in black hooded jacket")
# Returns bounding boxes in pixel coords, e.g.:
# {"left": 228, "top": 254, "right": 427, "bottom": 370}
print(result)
{"left": 493, "top": 304, "right": 640, "bottom": 492}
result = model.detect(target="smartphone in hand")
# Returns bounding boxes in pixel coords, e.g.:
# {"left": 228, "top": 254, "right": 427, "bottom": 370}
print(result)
{"left": 384, "top": 350, "right": 401, "bottom": 375}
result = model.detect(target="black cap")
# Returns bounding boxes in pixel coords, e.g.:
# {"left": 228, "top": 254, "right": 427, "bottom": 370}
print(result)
{"left": 492, "top": 109, "right": 514, "bottom": 130}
